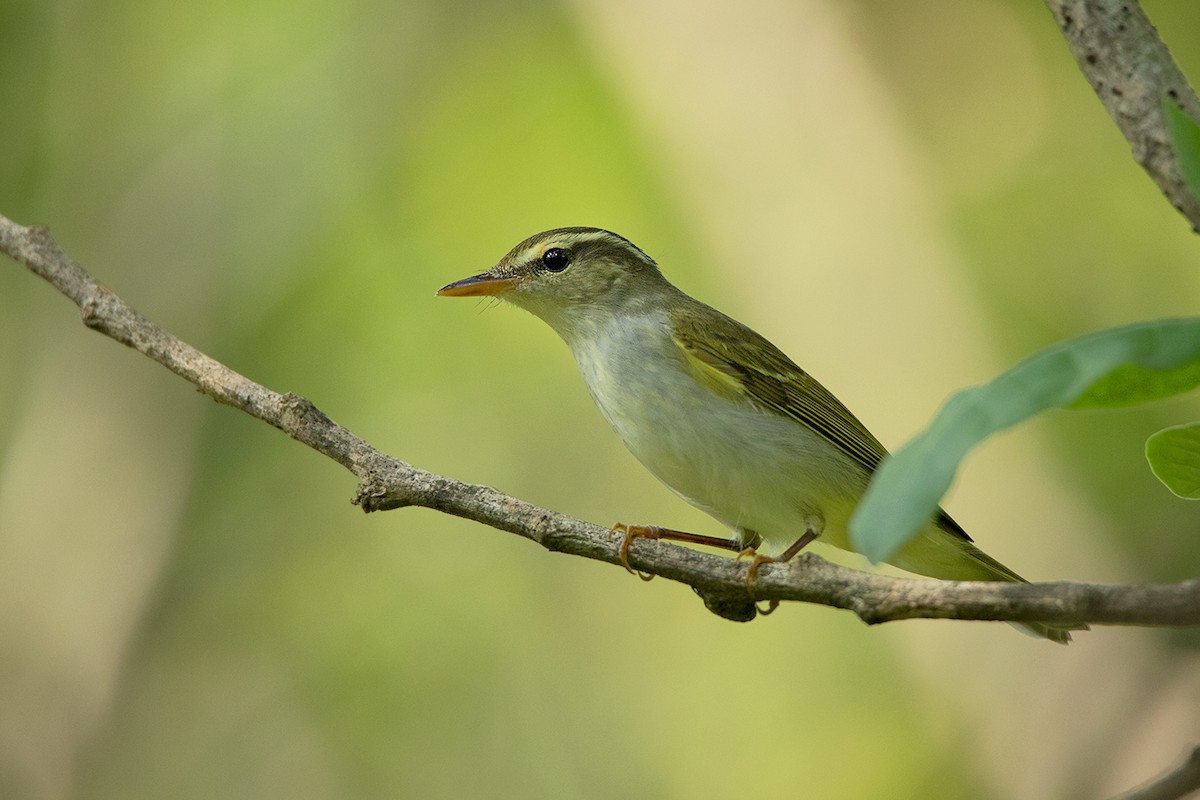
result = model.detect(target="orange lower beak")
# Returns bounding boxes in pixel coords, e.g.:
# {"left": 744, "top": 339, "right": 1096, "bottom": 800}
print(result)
{"left": 436, "top": 272, "right": 518, "bottom": 297}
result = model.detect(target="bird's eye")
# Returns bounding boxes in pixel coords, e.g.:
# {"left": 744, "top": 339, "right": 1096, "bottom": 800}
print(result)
{"left": 541, "top": 248, "right": 572, "bottom": 273}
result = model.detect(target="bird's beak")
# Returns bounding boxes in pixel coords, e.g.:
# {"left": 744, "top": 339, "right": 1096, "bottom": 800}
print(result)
{"left": 436, "top": 270, "right": 519, "bottom": 297}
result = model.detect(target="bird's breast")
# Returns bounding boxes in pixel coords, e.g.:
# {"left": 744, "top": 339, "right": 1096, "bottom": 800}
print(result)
{"left": 567, "top": 316, "right": 867, "bottom": 551}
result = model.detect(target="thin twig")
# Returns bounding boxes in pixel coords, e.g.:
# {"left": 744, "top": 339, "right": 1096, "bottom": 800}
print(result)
{"left": 1110, "top": 746, "right": 1200, "bottom": 800}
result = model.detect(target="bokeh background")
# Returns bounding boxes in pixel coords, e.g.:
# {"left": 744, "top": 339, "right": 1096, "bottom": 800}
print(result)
{"left": 2, "top": 1, "right": 1200, "bottom": 798}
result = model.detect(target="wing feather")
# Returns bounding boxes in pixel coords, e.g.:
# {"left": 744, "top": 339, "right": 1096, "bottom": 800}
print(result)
{"left": 670, "top": 305, "right": 889, "bottom": 474}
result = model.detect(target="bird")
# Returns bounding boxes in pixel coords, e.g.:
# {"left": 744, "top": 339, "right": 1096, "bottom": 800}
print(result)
{"left": 437, "top": 227, "right": 1081, "bottom": 643}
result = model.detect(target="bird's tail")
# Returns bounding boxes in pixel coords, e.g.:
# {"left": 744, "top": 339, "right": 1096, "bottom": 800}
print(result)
{"left": 887, "top": 514, "right": 1086, "bottom": 645}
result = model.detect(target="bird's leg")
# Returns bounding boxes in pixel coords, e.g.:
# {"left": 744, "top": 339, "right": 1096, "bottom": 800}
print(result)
{"left": 738, "top": 521, "right": 822, "bottom": 615}
{"left": 611, "top": 523, "right": 743, "bottom": 581}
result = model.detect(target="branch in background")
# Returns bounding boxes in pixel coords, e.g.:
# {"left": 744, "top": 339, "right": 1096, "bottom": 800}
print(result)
{"left": 3, "top": 212, "right": 1199, "bottom": 630}
{"left": 1111, "top": 745, "right": 1200, "bottom": 800}
{"left": 1044, "top": 0, "right": 1200, "bottom": 231}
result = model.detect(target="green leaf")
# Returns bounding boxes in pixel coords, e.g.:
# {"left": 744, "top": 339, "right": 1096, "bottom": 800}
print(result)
{"left": 1069, "top": 357, "right": 1200, "bottom": 408}
{"left": 1146, "top": 422, "right": 1200, "bottom": 499}
{"left": 1163, "top": 99, "right": 1200, "bottom": 203}
{"left": 849, "top": 317, "right": 1200, "bottom": 563}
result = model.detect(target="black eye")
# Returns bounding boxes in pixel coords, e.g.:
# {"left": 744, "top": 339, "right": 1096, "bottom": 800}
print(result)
{"left": 541, "top": 247, "right": 572, "bottom": 273}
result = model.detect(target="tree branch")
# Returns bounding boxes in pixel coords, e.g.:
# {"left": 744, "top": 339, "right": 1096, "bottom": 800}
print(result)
{"left": 1044, "top": 0, "right": 1200, "bottom": 231}
{"left": 1111, "top": 745, "right": 1200, "bottom": 800}
{"left": 4, "top": 212, "right": 1199, "bottom": 629}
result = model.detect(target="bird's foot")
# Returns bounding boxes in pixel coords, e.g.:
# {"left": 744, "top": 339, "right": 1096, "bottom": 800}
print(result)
{"left": 736, "top": 548, "right": 781, "bottom": 615}
{"left": 735, "top": 527, "right": 821, "bottom": 616}
{"left": 611, "top": 524, "right": 745, "bottom": 582}
{"left": 611, "top": 523, "right": 660, "bottom": 581}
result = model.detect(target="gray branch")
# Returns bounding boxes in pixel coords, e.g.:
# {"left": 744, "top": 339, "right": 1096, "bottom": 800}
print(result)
{"left": 3, "top": 213, "right": 1199, "bottom": 630}
{"left": 1044, "top": 0, "right": 1200, "bottom": 231}
{"left": 1111, "top": 746, "right": 1200, "bottom": 800}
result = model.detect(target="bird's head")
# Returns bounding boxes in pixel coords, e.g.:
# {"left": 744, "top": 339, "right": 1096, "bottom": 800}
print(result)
{"left": 437, "top": 227, "right": 670, "bottom": 338}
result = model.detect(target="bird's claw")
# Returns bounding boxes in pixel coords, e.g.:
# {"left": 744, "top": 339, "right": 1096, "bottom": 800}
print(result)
{"left": 612, "top": 523, "right": 658, "bottom": 581}
{"left": 737, "top": 547, "right": 779, "bottom": 614}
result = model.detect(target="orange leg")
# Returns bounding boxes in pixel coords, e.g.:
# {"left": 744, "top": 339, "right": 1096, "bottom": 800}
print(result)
{"left": 611, "top": 523, "right": 743, "bottom": 581}
{"left": 737, "top": 528, "right": 821, "bottom": 615}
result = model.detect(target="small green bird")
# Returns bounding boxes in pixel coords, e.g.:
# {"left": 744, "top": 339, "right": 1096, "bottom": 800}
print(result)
{"left": 438, "top": 227, "right": 1080, "bottom": 643}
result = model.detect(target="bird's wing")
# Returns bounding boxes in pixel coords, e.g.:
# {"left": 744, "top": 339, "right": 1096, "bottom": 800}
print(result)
{"left": 670, "top": 305, "right": 974, "bottom": 543}
{"left": 670, "top": 305, "right": 889, "bottom": 474}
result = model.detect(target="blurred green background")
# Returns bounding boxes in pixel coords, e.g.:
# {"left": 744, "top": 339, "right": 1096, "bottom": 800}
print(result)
{"left": 2, "top": 1, "right": 1200, "bottom": 798}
